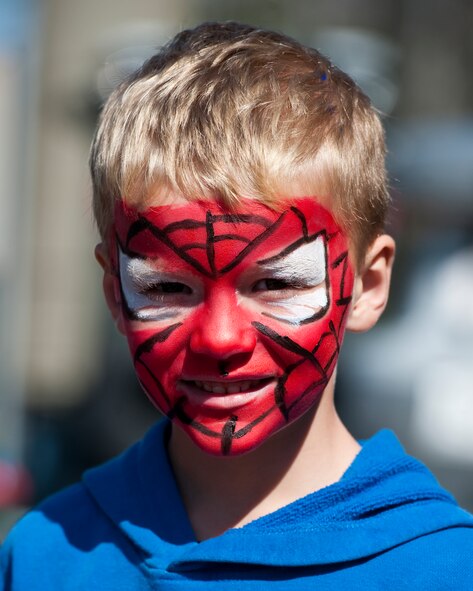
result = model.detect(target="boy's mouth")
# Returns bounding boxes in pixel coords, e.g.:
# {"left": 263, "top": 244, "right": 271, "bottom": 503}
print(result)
{"left": 189, "top": 378, "right": 273, "bottom": 395}
{"left": 178, "top": 377, "right": 275, "bottom": 410}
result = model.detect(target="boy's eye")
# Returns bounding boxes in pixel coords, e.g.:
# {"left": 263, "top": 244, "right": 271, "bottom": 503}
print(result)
{"left": 142, "top": 282, "right": 192, "bottom": 295}
{"left": 252, "top": 278, "right": 296, "bottom": 292}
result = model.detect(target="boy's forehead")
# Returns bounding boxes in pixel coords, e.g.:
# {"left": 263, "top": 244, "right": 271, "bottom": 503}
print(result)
{"left": 112, "top": 197, "right": 344, "bottom": 279}
{"left": 114, "top": 197, "right": 339, "bottom": 236}
{"left": 115, "top": 196, "right": 337, "bottom": 230}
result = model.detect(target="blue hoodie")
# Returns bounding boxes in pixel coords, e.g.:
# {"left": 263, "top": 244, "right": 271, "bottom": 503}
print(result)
{"left": 1, "top": 420, "right": 473, "bottom": 589}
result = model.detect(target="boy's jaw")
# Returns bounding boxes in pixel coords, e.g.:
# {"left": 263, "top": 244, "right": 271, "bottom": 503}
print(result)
{"left": 111, "top": 196, "right": 354, "bottom": 456}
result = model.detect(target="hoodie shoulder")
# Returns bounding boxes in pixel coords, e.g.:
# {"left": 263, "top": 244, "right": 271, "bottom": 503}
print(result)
{"left": 373, "top": 524, "right": 473, "bottom": 589}
{"left": 0, "top": 482, "right": 113, "bottom": 588}
{"left": 2, "top": 481, "right": 99, "bottom": 552}
{"left": 0, "top": 437, "right": 159, "bottom": 590}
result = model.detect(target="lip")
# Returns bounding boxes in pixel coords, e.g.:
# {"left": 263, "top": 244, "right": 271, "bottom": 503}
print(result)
{"left": 177, "top": 377, "right": 276, "bottom": 410}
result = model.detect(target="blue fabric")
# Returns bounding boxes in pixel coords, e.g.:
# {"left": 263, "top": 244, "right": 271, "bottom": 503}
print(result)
{"left": 1, "top": 420, "right": 473, "bottom": 589}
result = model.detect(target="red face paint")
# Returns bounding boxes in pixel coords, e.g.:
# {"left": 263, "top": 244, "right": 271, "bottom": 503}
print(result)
{"left": 112, "top": 198, "right": 354, "bottom": 455}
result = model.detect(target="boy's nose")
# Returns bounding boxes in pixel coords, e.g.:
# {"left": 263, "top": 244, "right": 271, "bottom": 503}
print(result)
{"left": 189, "top": 290, "right": 256, "bottom": 359}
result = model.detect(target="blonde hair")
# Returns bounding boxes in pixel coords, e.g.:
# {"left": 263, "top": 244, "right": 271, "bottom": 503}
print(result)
{"left": 90, "top": 22, "right": 389, "bottom": 267}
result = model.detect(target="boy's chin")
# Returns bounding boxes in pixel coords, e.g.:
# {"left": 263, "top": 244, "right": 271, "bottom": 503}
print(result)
{"left": 186, "top": 430, "right": 269, "bottom": 457}
{"left": 169, "top": 415, "right": 281, "bottom": 457}
{"left": 170, "top": 402, "right": 319, "bottom": 458}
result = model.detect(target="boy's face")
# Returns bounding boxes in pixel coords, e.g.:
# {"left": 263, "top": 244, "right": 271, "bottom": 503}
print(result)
{"left": 111, "top": 197, "right": 354, "bottom": 455}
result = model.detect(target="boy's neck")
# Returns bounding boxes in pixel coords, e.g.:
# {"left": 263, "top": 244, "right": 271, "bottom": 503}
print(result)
{"left": 167, "top": 379, "right": 360, "bottom": 541}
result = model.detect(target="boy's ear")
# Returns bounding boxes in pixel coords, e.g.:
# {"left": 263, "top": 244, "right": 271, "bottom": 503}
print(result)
{"left": 346, "top": 234, "right": 395, "bottom": 333}
{"left": 95, "top": 243, "right": 126, "bottom": 335}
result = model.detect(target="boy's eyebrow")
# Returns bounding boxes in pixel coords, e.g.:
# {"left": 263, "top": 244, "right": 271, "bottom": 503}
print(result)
{"left": 257, "top": 237, "right": 327, "bottom": 284}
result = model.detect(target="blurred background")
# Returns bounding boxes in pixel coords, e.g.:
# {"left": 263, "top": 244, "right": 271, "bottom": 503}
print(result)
{"left": 1, "top": 0, "right": 472, "bottom": 537}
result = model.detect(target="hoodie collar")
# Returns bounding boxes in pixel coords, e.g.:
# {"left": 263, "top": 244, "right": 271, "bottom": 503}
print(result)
{"left": 83, "top": 420, "right": 473, "bottom": 570}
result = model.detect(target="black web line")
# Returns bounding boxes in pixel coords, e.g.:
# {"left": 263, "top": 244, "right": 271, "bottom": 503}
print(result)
{"left": 323, "top": 350, "right": 338, "bottom": 373}
{"left": 136, "top": 360, "right": 171, "bottom": 406}
{"left": 133, "top": 323, "right": 182, "bottom": 413}
{"left": 290, "top": 206, "right": 309, "bottom": 239}
{"left": 331, "top": 251, "right": 347, "bottom": 269}
{"left": 213, "top": 234, "right": 252, "bottom": 244}
{"left": 257, "top": 230, "right": 326, "bottom": 265}
{"left": 275, "top": 379, "right": 289, "bottom": 420}
{"left": 206, "top": 211, "right": 217, "bottom": 277}
{"left": 252, "top": 321, "right": 326, "bottom": 377}
{"left": 218, "top": 213, "right": 287, "bottom": 275}
{"left": 287, "top": 376, "right": 328, "bottom": 414}
{"left": 336, "top": 304, "right": 350, "bottom": 340}
{"left": 161, "top": 213, "right": 272, "bottom": 236}
{"left": 169, "top": 399, "right": 221, "bottom": 438}
{"left": 133, "top": 323, "right": 182, "bottom": 362}
{"left": 311, "top": 330, "right": 332, "bottom": 356}
{"left": 319, "top": 322, "right": 341, "bottom": 374}
{"left": 126, "top": 213, "right": 286, "bottom": 279}
{"left": 221, "top": 415, "right": 238, "bottom": 455}
{"left": 332, "top": 251, "right": 348, "bottom": 296}
{"left": 127, "top": 217, "right": 212, "bottom": 277}
{"left": 337, "top": 253, "right": 352, "bottom": 306}
{"left": 210, "top": 213, "right": 273, "bottom": 227}
{"left": 331, "top": 249, "right": 353, "bottom": 337}
{"left": 180, "top": 243, "right": 207, "bottom": 252}
{"left": 251, "top": 320, "right": 329, "bottom": 424}
{"left": 162, "top": 219, "right": 207, "bottom": 233}
{"left": 260, "top": 303, "right": 329, "bottom": 326}
{"left": 232, "top": 406, "right": 277, "bottom": 440}
{"left": 126, "top": 217, "right": 153, "bottom": 243}
{"left": 328, "top": 320, "right": 341, "bottom": 354}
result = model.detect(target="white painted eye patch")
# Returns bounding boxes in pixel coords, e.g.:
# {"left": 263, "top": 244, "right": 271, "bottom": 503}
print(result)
{"left": 118, "top": 246, "right": 197, "bottom": 322}
{"left": 118, "top": 235, "right": 329, "bottom": 326}
{"left": 255, "top": 235, "right": 329, "bottom": 325}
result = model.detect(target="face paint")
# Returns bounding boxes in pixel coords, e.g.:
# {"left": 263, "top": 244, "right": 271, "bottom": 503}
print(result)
{"left": 112, "top": 198, "right": 354, "bottom": 456}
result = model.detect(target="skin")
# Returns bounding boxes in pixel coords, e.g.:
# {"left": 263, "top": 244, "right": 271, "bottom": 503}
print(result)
{"left": 96, "top": 193, "right": 395, "bottom": 540}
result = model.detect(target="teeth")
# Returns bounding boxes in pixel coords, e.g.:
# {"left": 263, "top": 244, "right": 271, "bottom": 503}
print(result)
{"left": 193, "top": 380, "right": 261, "bottom": 394}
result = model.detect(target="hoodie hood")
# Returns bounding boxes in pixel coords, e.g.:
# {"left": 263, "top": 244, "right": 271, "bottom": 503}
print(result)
{"left": 83, "top": 420, "right": 473, "bottom": 573}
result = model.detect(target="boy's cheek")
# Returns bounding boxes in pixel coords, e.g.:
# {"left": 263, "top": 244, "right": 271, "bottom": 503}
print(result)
{"left": 122, "top": 320, "right": 187, "bottom": 414}
{"left": 123, "top": 317, "right": 189, "bottom": 363}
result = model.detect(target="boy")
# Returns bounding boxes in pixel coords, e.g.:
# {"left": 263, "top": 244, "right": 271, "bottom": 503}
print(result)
{"left": 1, "top": 21, "right": 472, "bottom": 589}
